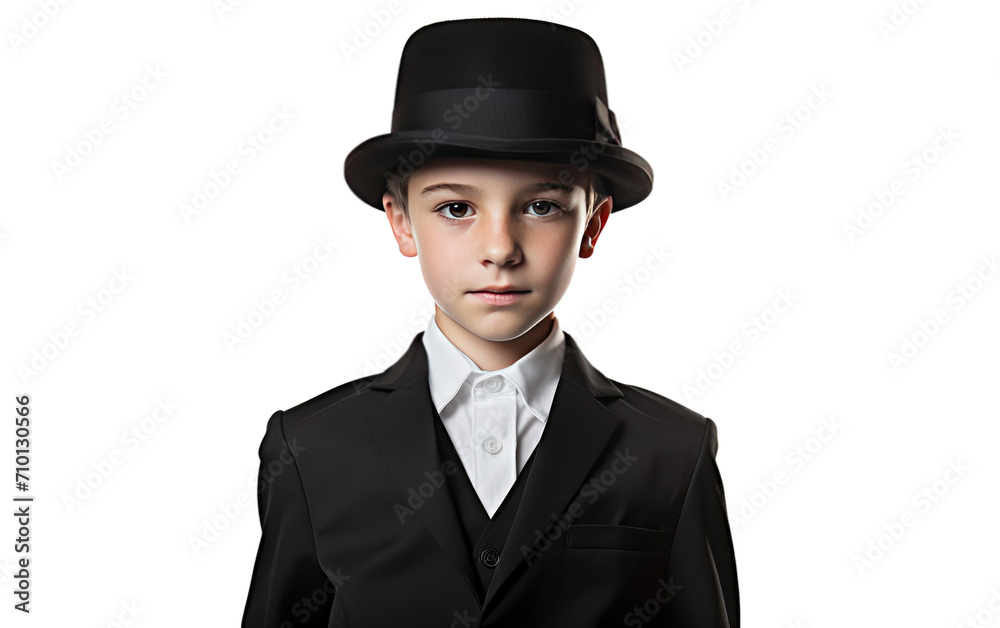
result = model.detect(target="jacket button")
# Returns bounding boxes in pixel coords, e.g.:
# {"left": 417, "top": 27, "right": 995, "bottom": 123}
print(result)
{"left": 480, "top": 548, "right": 500, "bottom": 568}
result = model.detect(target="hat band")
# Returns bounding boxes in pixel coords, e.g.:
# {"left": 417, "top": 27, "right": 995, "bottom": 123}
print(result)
{"left": 390, "top": 88, "right": 621, "bottom": 145}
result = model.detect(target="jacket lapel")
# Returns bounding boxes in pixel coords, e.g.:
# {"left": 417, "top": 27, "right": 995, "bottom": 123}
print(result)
{"left": 364, "top": 329, "right": 625, "bottom": 614}
{"left": 364, "top": 334, "right": 482, "bottom": 602}
{"left": 480, "top": 331, "right": 623, "bottom": 614}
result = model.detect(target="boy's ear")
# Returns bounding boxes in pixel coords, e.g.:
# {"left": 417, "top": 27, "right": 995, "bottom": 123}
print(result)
{"left": 579, "top": 195, "right": 613, "bottom": 259}
{"left": 383, "top": 192, "right": 418, "bottom": 258}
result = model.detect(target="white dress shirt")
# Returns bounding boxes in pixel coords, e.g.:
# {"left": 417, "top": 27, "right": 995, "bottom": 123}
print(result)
{"left": 421, "top": 314, "right": 566, "bottom": 518}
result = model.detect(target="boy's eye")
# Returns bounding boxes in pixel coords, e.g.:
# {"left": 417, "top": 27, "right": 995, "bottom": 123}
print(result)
{"left": 437, "top": 202, "right": 472, "bottom": 219}
{"left": 432, "top": 200, "right": 564, "bottom": 221}
{"left": 527, "top": 200, "right": 560, "bottom": 216}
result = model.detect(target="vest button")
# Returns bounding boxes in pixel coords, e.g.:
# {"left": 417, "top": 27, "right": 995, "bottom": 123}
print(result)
{"left": 480, "top": 548, "right": 500, "bottom": 568}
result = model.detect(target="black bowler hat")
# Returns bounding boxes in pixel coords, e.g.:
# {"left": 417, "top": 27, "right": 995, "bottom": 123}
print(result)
{"left": 343, "top": 17, "right": 654, "bottom": 212}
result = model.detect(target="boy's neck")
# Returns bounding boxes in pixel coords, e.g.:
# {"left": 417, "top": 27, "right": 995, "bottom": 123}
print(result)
{"left": 433, "top": 306, "right": 556, "bottom": 372}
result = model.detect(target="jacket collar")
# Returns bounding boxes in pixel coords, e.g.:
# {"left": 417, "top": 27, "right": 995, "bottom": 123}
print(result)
{"left": 365, "top": 328, "right": 623, "bottom": 614}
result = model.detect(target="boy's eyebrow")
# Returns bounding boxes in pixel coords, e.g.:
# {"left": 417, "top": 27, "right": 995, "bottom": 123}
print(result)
{"left": 419, "top": 181, "right": 576, "bottom": 196}
{"left": 419, "top": 183, "right": 478, "bottom": 197}
{"left": 527, "top": 181, "right": 576, "bottom": 194}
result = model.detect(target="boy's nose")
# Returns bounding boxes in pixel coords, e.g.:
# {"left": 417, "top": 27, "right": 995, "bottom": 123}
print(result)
{"left": 477, "top": 215, "right": 522, "bottom": 266}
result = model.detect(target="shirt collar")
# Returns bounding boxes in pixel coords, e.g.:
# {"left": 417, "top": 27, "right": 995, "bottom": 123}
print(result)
{"left": 421, "top": 314, "right": 566, "bottom": 423}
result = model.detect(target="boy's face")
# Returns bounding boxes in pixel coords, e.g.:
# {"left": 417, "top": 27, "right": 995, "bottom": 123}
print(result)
{"left": 383, "top": 157, "right": 612, "bottom": 345}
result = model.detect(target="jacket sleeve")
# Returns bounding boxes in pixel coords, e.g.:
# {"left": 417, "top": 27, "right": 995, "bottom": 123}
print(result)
{"left": 242, "top": 410, "right": 334, "bottom": 627}
{"left": 661, "top": 417, "right": 740, "bottom": 627}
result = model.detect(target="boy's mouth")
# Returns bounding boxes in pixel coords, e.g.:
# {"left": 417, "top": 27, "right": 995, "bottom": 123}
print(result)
{"left": 468, "top": 288, "right": 530, "bottom": 305}
{"left": 470, "top": 287, "right": 530, "bottom": 294}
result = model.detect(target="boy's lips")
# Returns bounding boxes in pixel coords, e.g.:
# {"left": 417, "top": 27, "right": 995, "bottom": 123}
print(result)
{"left": 469, "top": 290, "right": 528, "bottom": 306}
{"left": 469, "top": 286, "right": 529, "bottom": 293}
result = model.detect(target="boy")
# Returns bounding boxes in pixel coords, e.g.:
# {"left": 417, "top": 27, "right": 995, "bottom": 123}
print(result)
{"left": 243, "top": 17, "right": 739, "bottom": 627}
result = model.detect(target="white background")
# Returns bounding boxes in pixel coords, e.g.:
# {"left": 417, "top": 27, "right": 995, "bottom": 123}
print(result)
{"left": 2, "top": 0, "right": 999, "bottom": 626}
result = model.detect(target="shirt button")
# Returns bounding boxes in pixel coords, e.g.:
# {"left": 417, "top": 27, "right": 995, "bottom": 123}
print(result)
{"left": 482, "top": 436, "right": 502, "bottom": 454}
{"left": 480, "top": 548, "right": 500, "bottom": 568}
{"left": 485, "top": 378, "right": 500, "bottom": 391}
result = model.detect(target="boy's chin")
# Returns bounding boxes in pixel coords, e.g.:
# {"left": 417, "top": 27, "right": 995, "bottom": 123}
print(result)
{"left": 451, "top": 317, "right": 549, "bottom": 344}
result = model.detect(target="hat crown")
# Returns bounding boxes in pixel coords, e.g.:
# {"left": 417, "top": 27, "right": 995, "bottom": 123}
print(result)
{"left": 343, "top": 17, "right": 654, "bottom": 213}
{"left": 394, "top": 18, "right": 609, "bottom": 108}
{"left": 387, "top": 18, "right": 622, "bottom": 146}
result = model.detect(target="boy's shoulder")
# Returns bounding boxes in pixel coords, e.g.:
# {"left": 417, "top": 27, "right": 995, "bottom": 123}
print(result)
{"left": 280, "top": 373, "right": 384, "bottom": 427}
{"left": 275, "top": 364, "right": 715, "bottom": 454}
{"left": 605, "top": 377, "right": 715, "bottom": 444}
{"left": 613, "top": 378, "right": 706, "bottom": 419}
{"left": 270, "top": 330, "right": 716, "bottom": 454}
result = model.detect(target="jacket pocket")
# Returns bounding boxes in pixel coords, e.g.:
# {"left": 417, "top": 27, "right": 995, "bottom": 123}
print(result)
{"left": 564, "top": 524, "right": 666, "bottom": 551}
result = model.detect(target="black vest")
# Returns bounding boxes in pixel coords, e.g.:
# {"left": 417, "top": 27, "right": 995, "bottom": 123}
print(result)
{"left": 430, "top": 403, "right": 538, "bottom": 606}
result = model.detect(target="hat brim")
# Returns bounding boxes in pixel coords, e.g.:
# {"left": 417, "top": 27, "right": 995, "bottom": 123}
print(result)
{"left": 344, "top": 131, "right": 653, "bottom": 212}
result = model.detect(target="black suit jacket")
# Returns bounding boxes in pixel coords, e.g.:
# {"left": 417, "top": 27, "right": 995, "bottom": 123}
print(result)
{"left": 242, "top": 331, "right": 739, "bottom": 627}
